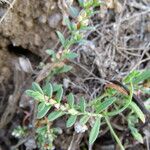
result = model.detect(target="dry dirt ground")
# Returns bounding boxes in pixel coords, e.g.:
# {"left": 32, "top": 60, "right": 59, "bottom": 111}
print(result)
{"left": 0, "top": 0, "right": 150, "bottom": 150}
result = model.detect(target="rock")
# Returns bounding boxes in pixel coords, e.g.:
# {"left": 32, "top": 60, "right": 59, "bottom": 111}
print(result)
{"left": 38, "top": 15, "right": 47, "bottom": 24}
{"left": 48, "top": 13, "right": 62, "bottom": 28}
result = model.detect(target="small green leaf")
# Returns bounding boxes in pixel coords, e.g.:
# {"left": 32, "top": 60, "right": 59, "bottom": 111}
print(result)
{"left": 67, "top": 93, "right": 74, "bottom": 108}
{"left": 38, "top": 102, "right": 45, "bottom": 111}
{"left": 54, "top": 65, "right": 72, "bottom": 74}
{"left": 84, "top": 0, "right": 93, "bottom": 8}
{"left": 124, "top": 70, "right": 140, "bottom": 83}
{"left": 79, "top": 115, "right": 90, "bottom": 125}
{"left": 32, "top": 82, "right": 43, "bottom": 94}
{"left": 26, "top": 90, "right": 44, "bottom": 101}
{"left": 79, "top": 97, "right": 86, "bottom": 112}
{"left": 36, "top": 126, "right": 47, "bottom": 133}
{"left": 43, "top": 83, "right": 53, "bottom": 98}
{"left": 64, "top": 17, "right": 72, "bottom": 31}
{"left": 93, "top": 0, "right": 101, "bottom": 7}
{"left": 62, "top": 52, "right": 78, "bottom": 60}
{"left": 37, "top": 104, "right": 51, "bottom": 119}
{"left": 130, "top": 126, "right": 143, "bottom": 143}
{"left": 46, "top": 49, "right": 55, "bottom": 56}
{"left": 68, "top": 6, "right": 79, "bottom": 18}
{"left": 96, "top": 97, "right": 116, "bottom": 113}
{"left": 89, "top": 117, "right": 101, "bottom": 145}
{"left": 130, "top": 101, "right": 145, "bottom": 123}
{"left": 78, "top": 0, "right": 84, "bottom": 7}
{"left": 53, "top": 84, "right": 62, "bottom": 92}
{"left": 56, "top": 87, "right": 63, "bottom": 103}
{"left": 66, "top": 115, "right": 77, "bottom": 128}
{"left": 59, "top": 65, "right": 73, "bottom": 73}
{"left": 56, "top": 31, "right": 65, "bottom": 47}
{"left": 48, "top": 111, "right": 64, "bottom": 121}
{"left": 133, "top": 69, "right": 150, "bottom": 84}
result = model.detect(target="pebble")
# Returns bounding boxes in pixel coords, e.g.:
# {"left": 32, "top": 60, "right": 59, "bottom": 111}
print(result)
{"left": 48, "top": 13, "right": 62, "bottom": 28}
{"left": 38, "top": 15, "right": 47, "bottom": 24}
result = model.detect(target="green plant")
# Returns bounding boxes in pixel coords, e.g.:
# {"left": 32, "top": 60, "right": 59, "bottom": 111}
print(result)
{"left": 26, "top": 1, "right": 150, "bottom": 149}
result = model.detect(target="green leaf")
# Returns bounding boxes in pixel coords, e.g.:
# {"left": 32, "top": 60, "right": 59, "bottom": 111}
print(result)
{"left": 130, "top": 126, "right": 143, "bottom": 143}
{"left": 32, "top": 82, "right": 43, "bottom": 94}
{"left": 46, "top": 49, "right": 55, "bottom": 56}
{"left": 48, "top": 111, "right": 64, "bottom": 121}
{"left": 43, "top": 83, "right": 53, "bottom": 98}
{"left": 62, "top": 52, "right": 78, "bottom": 60}
{"left": 36, "top": 126, "right": 47, "bottom": 133}
{"left": 56, "top": 31, "right": 65, "bottom": 47}
{"left": 67, "top": 93, "right": 74, "bottom": 108}
{"left": 64, "top": 17, "right": 72, "bottom": 31}
{"left": 53, "top": 84, "right": 62, "bottom": 92}
{"left": 78, "top": 0, "right": 84, "bottom": 7}
{"left": 26, "top": 90, "right": 44, "bottom": 101}
{"left": 68, "top": 6, "right": 79, "bottom": 18}
{"left": 37, "top": 104, "right": 51, "bottom": 119}
{"left": 79, "top": 97, "right": 86, "bottom": 112}
{"left": 56, "top": 87, "right": 63, "bottom": 103}
{"left": 38, "top": 102, "right": 45, "bottom": 111}
{"left": 79, "top": 115, "right": 90, "bottom": 125}
{"left": 124, "top": 70, "right": 140, "bottom": 83}
{"left": 84, "top": 0, "right": 93, "bottom": 8}
{"left": 89, "top": 117, "right": 101, "bottom": 145}
{"left": 129, "top": 101, "right": 145, "bottom": 123}
{"left": 66, "top": 115, "right": 77, "bottom": 128}
{"left": 59, "top": 65, "right": 73, "bottom": 73}
{"left": 96, "top": 97, "right": 116, "bottom": 113}
{"left": 133, "top": 69, "right": 150, "bottom": 84}
{"left": 93, "top": 0, "right": 101, "bottom": 7}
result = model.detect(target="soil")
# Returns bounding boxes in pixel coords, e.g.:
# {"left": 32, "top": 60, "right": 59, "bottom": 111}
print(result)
{"left": 0, "top": 0, "right": 150, "bottom": 150}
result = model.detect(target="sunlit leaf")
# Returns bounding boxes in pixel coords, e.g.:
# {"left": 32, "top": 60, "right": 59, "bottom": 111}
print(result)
{"left": 133, "top": 69, "right": 150, "bottom": 84}
{"left": 124, "top": 70, "right": 140, "bottom": 83}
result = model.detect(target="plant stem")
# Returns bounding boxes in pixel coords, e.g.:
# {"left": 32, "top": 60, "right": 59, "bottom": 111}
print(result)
{"left": 104, "top": 116, "right": 125, "bottom": 150}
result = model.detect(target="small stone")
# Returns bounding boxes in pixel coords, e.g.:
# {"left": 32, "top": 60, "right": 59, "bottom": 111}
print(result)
{"left": 38, "top": 15, "right": 47, "bottom": 24}
{"left": 25, "top": 18, "right": 33, "bottom": 29}
{"left": 34, "top": 34, "right": 41, "bottom": 46}
{"left": 74, "top": 122, "right": 88, "bottom": 133}
{"left": 48, "top": 13, "right": 62, "bottom": 28}
{"left": 24, "top": 138, "right": 36, "bottom": 149}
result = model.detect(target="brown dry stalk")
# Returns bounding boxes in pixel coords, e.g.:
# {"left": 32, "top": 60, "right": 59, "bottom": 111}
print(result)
{"left": 105, "top": 82, "right": 128, "bottom": 96}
